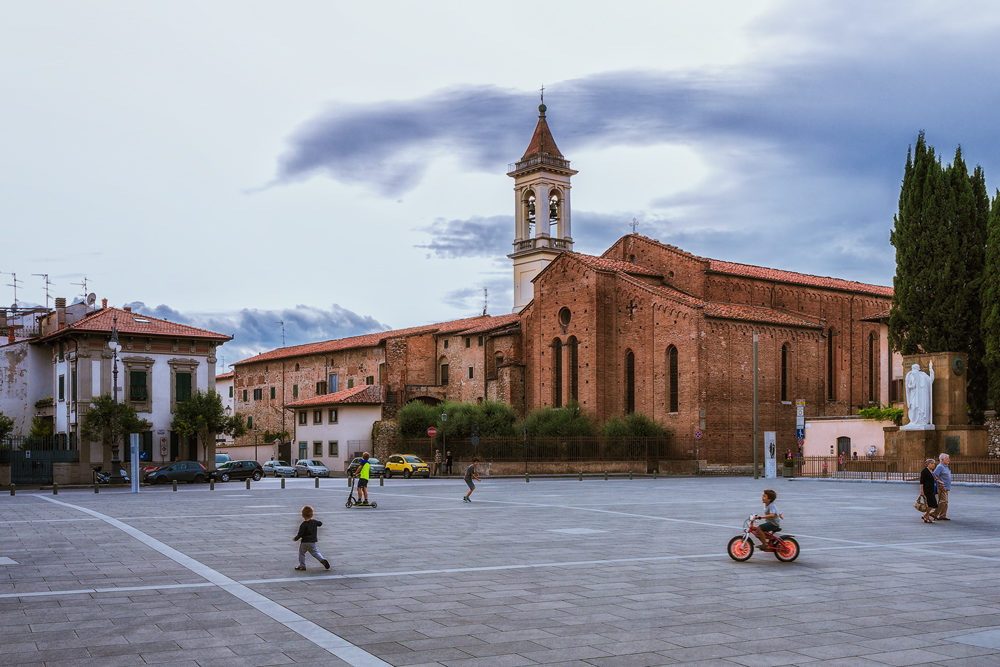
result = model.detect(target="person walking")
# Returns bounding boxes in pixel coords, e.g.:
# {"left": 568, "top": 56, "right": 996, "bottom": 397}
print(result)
{"left": 932, "top": 453, "right": 952, "bottom": 520}
{"left": 434, "top": 449, "right": 442, "bottom": 477}
{"left": 463, "top": 457, "right": 481, "bottom": 503}
{"left": 919, "top": 458, "right": 939, "bottom": 523}
{"left": 445, "top": 451, "right": 453, "bottom": 476}
{"left": 293, "top": 505, "right": 330, "bottom": 570}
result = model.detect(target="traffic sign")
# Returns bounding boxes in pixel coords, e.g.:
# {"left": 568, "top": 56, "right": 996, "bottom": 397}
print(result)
{"left": 796, "top": 428, "right": 805, "bottom": 440}
{"left": 471, "top": 435, "right": 480, "bottom": 446}
{"left": 694, "top": 430, "right": 703, "bottom": 440}
{"left": 797, "top": 438, "right": 804, "bottom": 446}
{"left": 427, "top": 427, "right": 437, "bottom": 437}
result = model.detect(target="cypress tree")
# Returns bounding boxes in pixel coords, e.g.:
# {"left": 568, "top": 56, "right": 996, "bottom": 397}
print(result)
{"left": 889, "top": 137, "right": 989, "bottom": 423}
{"left": 982, "top": 189, "right": 1000, "bottom": 409}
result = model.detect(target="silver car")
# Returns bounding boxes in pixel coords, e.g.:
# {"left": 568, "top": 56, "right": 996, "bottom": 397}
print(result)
{"left": 262, "top": 460, "right": 295, "bottom": 477}
{"left": 294, "top": 459, "right": 330, "bottom": 477}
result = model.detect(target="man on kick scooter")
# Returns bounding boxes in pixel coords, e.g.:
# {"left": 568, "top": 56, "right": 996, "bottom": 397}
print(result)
{"left": 752, "top": 489, "right": 781, "bottom": 549}
{"left": 353, "top": 452, "right": 372, "bottom": 505}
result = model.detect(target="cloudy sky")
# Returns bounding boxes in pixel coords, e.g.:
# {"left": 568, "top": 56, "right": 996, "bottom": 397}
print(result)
{"left": 4, "top": 1, "right": 1000, "bottom": 363}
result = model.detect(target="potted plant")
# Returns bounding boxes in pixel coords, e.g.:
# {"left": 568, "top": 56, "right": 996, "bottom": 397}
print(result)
{"left": 782, "top": 458, "right": 795, "bottom": 478}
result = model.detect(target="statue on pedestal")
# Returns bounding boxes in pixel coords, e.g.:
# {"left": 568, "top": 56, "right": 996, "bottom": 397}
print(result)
{"left": 901, "top": 360, "right": 934, "bottom": 430}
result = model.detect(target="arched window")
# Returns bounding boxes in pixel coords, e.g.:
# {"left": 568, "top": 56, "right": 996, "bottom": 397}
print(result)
{"left": 827, "top": 328, "right": 836, "bottom": 401}
{"left": 868, "top": 332, "right": 876, "bottom": 403}
{"left": 494, "top": 351, "right": 504, "bottom": 377}
{"left": 625, "top": 349, "right": 635, "bottom": 414}
{"left": 781, "top": 343, "right": 789, "bottom": 402}
{"left": 524, "top": 190, "right": 536, "bottom": 238}
{"left": 667, "top": 345, "right": 679, "bottom": 413}
{"left": 439, "top": 357, "right": 449, "bottom": 385}
{"left": 552, "top": 338, "right": 563, "bottom": 408}
{"left": 549, "top": 191, "right": 561, "bottom": 236}
{"left": 568, "top": 336, "right": 579, "bottom": 402}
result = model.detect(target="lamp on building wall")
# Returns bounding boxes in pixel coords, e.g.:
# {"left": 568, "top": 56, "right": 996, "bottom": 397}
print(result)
{"left": 108, "top": 315, "right": 124, "bottom": 483}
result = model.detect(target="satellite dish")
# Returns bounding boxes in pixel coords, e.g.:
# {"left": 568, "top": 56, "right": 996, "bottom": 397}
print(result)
{"left": 87, "top": 293, "right": 97, "bottom": 306}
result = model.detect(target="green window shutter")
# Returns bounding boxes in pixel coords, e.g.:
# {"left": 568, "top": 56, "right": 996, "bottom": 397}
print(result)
{"left": 176, "top": 372, "right": 192, "bottom": 402}
{"left": 292, "top": 384, "right": 299, "bottom": 398}
{"left": 130, "top": 371, "right": 148, "bottom": 400}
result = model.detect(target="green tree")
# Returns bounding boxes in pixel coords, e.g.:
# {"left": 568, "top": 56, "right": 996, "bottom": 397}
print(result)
{"left": 600, "top": 412, "right": 670, "bottom": 438}
{"left": 889, "top": 136, "right": 989, "bottom": 422}
{"left": 171, "top": 390, "right": 239, "bottom": 453}
{"left": 29, "top": 417, "right": 54, "bottom": 438}
{"left": 982, "top": 189, "right": 1000, "bottom": 408}
{"left": 81, "top": 394, "right": 151, "bottom": 454}
{"left": 520, "top": 402, "right": 597, "bottom": 437}
{"left": 0, "top": 411, "right": 15, "bottom": 442}
{"left": 397, "top": 401, "right": 441, "bottom": 438}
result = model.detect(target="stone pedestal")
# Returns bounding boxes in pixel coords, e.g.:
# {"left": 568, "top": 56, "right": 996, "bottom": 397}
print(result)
{"left": 885, "top": 427, "right": 936, "bottom": 460}
{"left": 902, "top": 352, "right": 967, "bottom": 428}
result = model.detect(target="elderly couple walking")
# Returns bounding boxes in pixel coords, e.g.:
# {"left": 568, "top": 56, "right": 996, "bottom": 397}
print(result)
{"left": 919, "top": 453, "right": 952, "bottom": 523}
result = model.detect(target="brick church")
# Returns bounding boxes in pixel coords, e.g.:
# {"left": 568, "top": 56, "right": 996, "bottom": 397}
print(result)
{"left": 232, "top": 104, "right": 892, "bottom": 464}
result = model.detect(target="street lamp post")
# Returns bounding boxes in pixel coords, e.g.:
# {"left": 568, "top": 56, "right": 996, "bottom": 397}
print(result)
{"left": 108, "top": 315, "right": 124, "bottom": 484}
{"left": 441, "top": 412, "right": 447, "bottom": 468}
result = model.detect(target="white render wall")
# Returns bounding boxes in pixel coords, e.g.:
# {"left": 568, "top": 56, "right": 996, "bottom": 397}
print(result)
{"left": 0, "top": 341, "right": 50, "bottom": 435}
{"left": 293, "top": 404, "right": 382, "bottom": 471}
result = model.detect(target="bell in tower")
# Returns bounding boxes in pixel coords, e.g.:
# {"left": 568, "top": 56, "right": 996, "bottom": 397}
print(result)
{"left": 507, "top": 101, "right": 577, "bottom": 312}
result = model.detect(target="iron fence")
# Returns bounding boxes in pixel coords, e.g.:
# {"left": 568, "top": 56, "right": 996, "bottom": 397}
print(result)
{"left": 791, "top": 456, "right": 1000, "bottom": 484}
{"left": 0, "top": 434, "right": 78, "bottom": 452}
{"left": 398, "top": 436, "right": 679, "bottom": 464}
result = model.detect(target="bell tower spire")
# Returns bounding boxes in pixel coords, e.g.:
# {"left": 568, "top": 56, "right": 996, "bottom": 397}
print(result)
{"left": 507, "top": 99, "right": 577, "bottom": 312}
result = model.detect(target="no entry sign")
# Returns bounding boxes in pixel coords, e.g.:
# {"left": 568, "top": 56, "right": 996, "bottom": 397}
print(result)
{"left": 427, "top": 427, "right": 437, "bottom": 437}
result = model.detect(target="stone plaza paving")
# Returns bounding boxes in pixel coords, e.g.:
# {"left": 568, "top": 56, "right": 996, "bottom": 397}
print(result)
{"left": 1, "top": 475, "right": 999, "bottom": 667}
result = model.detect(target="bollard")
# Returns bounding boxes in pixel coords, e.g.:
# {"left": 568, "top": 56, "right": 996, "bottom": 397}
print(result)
{"left": 210, "top": 479, "right": 215, "bottom": 490}
{"left": 10, "top": 484, "right": 14, "bottom": 496}
{"left": 629, "top": 470, "right": 633, "bottom": 480}
{"left": 653, "top": 469, "right": 658, "bottom": 480}
{"left": 173, "top": 480, "right": 177, "bottom": 492}
{"left": 53, "top": 483, "right": 58, "bottom": 495}
{"left": 246, "top": 479, "right": 251, "bottom": 490}
{"left": 379, "top": 475, "right": 384, "bottom": 487}
{"left": 604, "top": 470, "right": 608, "bottom": 481}
{"left": 281, "top": 477, "right": 285, "bottom": 489}
{"left": 579, "top": 471, "right": 582, "bottom": 481}
{"left": 525, "top": 473, "right": 529, "bottom": 483}
{"left": 315, "top": 477, "right": 319, "bottom": 489}
{"left": 94, "top": 483, "right": 99, "bottom": 494}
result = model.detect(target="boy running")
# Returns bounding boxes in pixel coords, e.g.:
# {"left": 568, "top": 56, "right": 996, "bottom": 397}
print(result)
{"left": 292, "top": 505, "right": 330, "bottom": 571}
{"left": 353, "top": 452, "right": 372, "bottom": 505}
{"left": 463, "top": 457, "right": 481, "bottom": 502}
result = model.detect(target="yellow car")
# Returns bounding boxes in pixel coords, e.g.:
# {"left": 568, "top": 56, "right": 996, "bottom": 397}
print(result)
{"left": 384, "top": 454, "right": 430, "bottom": 479}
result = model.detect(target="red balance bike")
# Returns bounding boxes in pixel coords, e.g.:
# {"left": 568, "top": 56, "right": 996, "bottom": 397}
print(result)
{"left": 727, "top": 515, "right": 799, "bottom": 562}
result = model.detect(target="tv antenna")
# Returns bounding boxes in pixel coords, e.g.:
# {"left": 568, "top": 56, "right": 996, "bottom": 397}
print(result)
{"left": 483, "top": 288, "right": 488, "bottom": 316}
{"left": 276, "top": 321, "right": 285, "bottom": 347}
{"left": 71, "top": 277, "right": 89, "bottom": 301}
{"left": 5, "top": 272, "right": 22, "bottom": 308}
{"left": 32, "top": 274, "right": 52, "bottom": 308}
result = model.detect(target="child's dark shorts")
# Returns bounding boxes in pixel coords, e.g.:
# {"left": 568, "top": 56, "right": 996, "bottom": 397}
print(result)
{"left": 358, "top": 478, "right": 368, "bottom": 488}
{"left": 758, "top": 521, "right": 780, "bottom": 533}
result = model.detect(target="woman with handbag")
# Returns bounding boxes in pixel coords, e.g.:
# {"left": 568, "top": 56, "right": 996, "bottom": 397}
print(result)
{"left": 918, "top": 458, "right": 938, "bottom": 523}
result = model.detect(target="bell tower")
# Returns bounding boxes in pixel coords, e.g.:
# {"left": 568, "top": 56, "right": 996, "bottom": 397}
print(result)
{"left": 507, "top": 102, "right": 577, "bottom": 312}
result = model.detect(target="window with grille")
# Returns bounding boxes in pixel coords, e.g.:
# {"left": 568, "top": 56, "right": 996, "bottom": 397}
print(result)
{"left": 130, "top": 371, "right": 148, "bottom": 401}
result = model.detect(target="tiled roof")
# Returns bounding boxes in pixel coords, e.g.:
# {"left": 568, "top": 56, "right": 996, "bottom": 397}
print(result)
{"left": 521, "top": 111, "right": 563, "bottom": 159}
{"left": 707, "top": 260, "right": 893, "bottom": 297}
{"left": 860, "top": 308, "right": 891, "bottom": 322}
{"left": 457, "top": 313, "right": 521, "bottom": 335}
{"left": 702, "top": 302, "right": 823, "bottom": 328}
{"left": 36, "top": 307, "right": 231, "bottom": 342}
{"left": 575, "top": 254, "right": 663, "bottom": 277}
{"left": 234, "top": 315, "right": 513, "bottom": 366}
{"left": 285, "top": 384, "right": 384, "bottom": 408}
{"left": 216, "top": 371, "right": 234, "bottom": 380}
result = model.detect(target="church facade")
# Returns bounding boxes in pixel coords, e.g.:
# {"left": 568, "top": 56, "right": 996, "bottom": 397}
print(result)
{"left": 232, "top": 104, "right": 893, "bottom": 464}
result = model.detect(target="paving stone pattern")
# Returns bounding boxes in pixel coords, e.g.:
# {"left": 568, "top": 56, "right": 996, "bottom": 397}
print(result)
{"left": 1, "top": 476, "right": 999, "bottom": 666}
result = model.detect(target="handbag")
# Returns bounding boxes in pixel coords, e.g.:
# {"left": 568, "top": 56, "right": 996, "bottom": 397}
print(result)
{"left": 914, "top": 495, "right": 929, "bottom": 513}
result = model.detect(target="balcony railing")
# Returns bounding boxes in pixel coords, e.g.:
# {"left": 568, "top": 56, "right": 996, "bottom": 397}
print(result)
{"left": 508, "top": 155, "right": 572, "bottom": 173}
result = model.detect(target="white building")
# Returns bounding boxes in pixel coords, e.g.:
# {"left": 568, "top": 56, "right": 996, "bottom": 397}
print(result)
{"left": 285, "top": 384, "right": 384, "bottom": 471}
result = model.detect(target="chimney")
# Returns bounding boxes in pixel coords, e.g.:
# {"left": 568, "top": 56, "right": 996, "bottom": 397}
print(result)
{"left": 123, "top": 306, "right": 132, "bottom": 313}
{"left": 7, "top": 326, "right": 14, "bottom": 345}
{"left": 102, "top": 298, "right": 107, "bottom": 309}
{"left": 55, "top": 297, "right": 67, "bottom": 330}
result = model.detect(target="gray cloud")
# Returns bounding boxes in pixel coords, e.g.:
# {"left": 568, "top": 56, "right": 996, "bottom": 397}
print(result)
{"left": 123, "top": 302, "right": 389, "bottom": 365}
{"left": 416, "top": 215, "right": 511, "bottom": 259}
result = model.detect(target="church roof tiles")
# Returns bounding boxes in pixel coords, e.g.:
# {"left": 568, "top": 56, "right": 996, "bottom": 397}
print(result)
{"left": 706, "top": 260, "right": 893, "bottom": 297}
{"left": 702, "top": 302, "right": 823, "bottom": 328}
{"left": 574, "top": 254, "right": 663, "bottom": 277}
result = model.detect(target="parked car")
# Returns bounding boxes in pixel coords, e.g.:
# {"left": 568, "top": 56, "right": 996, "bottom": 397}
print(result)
{"left": 213, "top": 460, "right": 263, "bottom": 482}
{"left": 346, "top": 457, "right": 385, "bottom": 478}
{"left": 294, "top": 459, "right": 330, "bottom": 477}
{"left": 216, "top": 453, "right": 232, "bottom": 466}
{"left": 384, "top": 454, "right": 430, "bottom": 479}
{"left": 145, "top": 461, "right": 209, "bottom": 484}
{"left": 262, "top": 460, "right": 295, "bottom": 477}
